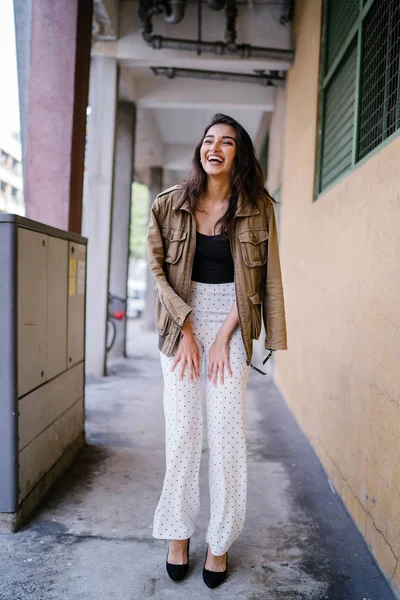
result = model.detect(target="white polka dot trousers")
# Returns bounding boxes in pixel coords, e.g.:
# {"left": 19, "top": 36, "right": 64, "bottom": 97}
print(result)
{"left": 153, "top": 281, "right": 251, "bottom": 555}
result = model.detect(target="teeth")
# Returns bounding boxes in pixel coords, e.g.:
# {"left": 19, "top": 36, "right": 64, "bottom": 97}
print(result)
{"left": 208, "top": 156, "right": 223, "bottom": 163}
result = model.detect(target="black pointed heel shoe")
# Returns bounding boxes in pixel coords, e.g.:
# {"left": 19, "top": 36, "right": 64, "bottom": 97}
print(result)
{"left": 166, "top": 537, "right": 191, "bottom": 581}
{"left": 202, "top": 546, "right": 228, "bottom": 588}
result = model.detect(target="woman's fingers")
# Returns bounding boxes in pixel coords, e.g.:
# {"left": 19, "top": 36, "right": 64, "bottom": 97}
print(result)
{"left": 211, "top": 361, "right": 220, "bottom": 386}
{"left": 225, "top": 355, "right": 233, "bottom": 378}
{"left": 171, "top": 354, "right": 181, "bottom": 372}
{"left": 172, "top": 350, "right": 201, "bottom": 382}
{"left": 208, "top": 358, "right": 233, "bottom": 386}
{"left": 179, "top": 355, "right": 187, "bottom": 380}
{"left": 193, "top": 352, "right": 201, "bottom": 379}
{"left": 187, "top": 356, "right": 195, "bottom": 383}
{"left": 218, "top": 361, "right": 224, "bottom": 385}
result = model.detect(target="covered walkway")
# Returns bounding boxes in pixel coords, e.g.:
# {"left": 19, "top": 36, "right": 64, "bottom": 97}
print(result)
{"left": 0, "top": 321, "right": 395, "bottom": 600}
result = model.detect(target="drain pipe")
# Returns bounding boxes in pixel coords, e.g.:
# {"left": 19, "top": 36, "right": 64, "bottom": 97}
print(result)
{"left": 151, "top": 66, "right": 286, "bottom": 87}
{"left": 224, "top": 0, "right": 238, "bottom": 49}
{"left": 139, "top": 0, "right": 187, "bottom": 29}
{"left": 163, "top": 0, "right": 187, "bottom": 24}
{"left": 142, "top": 35, "right": 293, "bottom": 62}
{"left": 139, "top": 0, "right": 294, "bottom": 62}
{"left": 205, "top": 0, "right": 225, "bottom": 10}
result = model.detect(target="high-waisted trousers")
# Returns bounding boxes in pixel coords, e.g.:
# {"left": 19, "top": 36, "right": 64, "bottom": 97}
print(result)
{"left": 153, "top": 280, "right": 251, "bottom": 555}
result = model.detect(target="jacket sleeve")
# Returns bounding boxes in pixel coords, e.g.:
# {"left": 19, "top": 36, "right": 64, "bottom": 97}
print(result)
{"left": 263, "top": 198, "right": 288, "bottom": 350}
{"left": 146, "top": 197, "right": 192, "bottom": 329}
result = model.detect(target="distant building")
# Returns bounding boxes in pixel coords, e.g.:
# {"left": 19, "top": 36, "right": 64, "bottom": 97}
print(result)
{"left": 0, "top": 129, "right": 24, "bottom": 216}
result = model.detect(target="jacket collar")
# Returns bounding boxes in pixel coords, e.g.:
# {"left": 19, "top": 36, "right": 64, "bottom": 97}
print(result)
{"left": 174, "top": 190, "right": 259, "bottom": 217}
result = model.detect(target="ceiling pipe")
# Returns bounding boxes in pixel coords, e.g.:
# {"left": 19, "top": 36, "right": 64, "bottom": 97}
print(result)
{"left": 280, "top": 0, "right": 294, "bottom": 25}
{"left": 224, "top": 0, "right": 238, "bottom": 48}
{"left": 205, "top": 0, "right": 225, "bottom": 10}
{"left": 150, "top": 66, "right": 286, "bottom": 87}
{"left": 139, "top": 0, "right": 294, "bottom": 63}
{"left": 163, "top": 0, "right": 187, "bottom": 24}
{"left": 138, "top": 0, "right": 187, "bottom": 29}
{"left": 143, "top": 35, "right": 293, "bottom": 61}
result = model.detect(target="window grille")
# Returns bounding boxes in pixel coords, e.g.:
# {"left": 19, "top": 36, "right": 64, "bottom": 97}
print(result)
{"left": 358, "top": 0, "right": 400, "bottom": 159}
{"left": 317, "top": 0, "right": 400, "bottom": 194}
{"left": 325, "top": 0, "right": 359, "bottom": 73}
{"left": 321, "top": 42, "right": 357, "bottom": 189}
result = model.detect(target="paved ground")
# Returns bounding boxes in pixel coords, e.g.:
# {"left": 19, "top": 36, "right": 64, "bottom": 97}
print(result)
{"left": 0, "top": 321, "right": 397, "bottom": 600}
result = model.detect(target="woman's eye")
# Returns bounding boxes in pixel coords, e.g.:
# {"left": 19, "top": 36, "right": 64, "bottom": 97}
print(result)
{"left": 203, "top": 140, "right": 212, "bottom": 144}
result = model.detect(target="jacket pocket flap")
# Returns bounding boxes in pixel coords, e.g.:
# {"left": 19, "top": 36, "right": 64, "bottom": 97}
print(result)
{"left": 238, "top": 228, "right": 268, "bottom": 245}
{"left": 249, "top": 286, "right": 263, "bottom": 304}
{"left": 161, "top": 226, "right": 188, "bottom": 242}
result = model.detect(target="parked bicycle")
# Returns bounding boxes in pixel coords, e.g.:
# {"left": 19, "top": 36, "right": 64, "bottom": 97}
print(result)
{"left": 107, "top": 292, "right": 127, "bottom": 351}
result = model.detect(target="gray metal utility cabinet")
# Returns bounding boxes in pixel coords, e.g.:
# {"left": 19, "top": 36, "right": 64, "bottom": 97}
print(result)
{"left": 0, "top": 215, "right": 87, "bottom": 531}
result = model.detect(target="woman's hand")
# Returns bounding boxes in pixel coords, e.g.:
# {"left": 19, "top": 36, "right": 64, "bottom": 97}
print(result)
{"left": 171, "top": 319, "right": 201, "bottom": 383}
{"left": 208, "top": 300, "right": 239, "bottom": 386}
{"left": 208, "top": 332, "right": 232, "bottom": 386}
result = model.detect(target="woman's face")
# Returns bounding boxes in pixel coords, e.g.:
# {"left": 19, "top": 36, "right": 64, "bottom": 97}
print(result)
{"left": 200, "top": 123, "right": 237, "bottom": 178}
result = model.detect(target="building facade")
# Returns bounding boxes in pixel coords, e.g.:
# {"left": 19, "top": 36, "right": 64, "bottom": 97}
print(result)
{"left": 268, "top": 0, "right": 400, "bottom": 595}
{"left": 0, "top": 130, "right": 24, "bottom": 215}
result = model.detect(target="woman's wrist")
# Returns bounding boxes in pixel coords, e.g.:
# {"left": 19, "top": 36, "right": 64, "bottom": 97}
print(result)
{"left": 181, "top": 318, "right": 194, "bottom": 337}
{"left": 215, "top": 328, "right": 231, "bottom": 343}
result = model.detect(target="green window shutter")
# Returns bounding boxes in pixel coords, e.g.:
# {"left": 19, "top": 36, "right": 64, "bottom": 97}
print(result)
{"left": 358, "top": 0, "right": 400, "bottom": 160}
{"left": 317, "top": 0, "right": 400, "bottom": 195}
{"left": 325, "top": 0, "right": 359, "bottom": 73}
{"left": 320, "top": 41, "right": 357, "bottom": 190}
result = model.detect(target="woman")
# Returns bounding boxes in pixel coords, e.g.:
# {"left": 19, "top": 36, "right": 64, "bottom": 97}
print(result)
{"left": 147, "top": 113, "right": 287, "bottom": 588}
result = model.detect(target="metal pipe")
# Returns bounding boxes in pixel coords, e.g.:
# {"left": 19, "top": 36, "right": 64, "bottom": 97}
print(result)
{"left": 150, "top": 66, "right": 286, "bottom": 87}
{"left": 143, "top": 33, "right": 294, "bottom": 62}
{"left": 225, "top": 0, "right": 238, "bottom": 47}
{"left": 139, "top": 0, "right": 187, "bottom": 27}
{"left": 139, "top": 0, "right": 294, "bottom": 63}
{"left": 197, "top": 0, "right": 202, "bottom": 56}
{"left": 205, "top": 0, "right": 225, "bottom": 10}
{"left": 163, "top": 0, "right": 187, "bottom": 24}
{"left": 280, "top": 0, "right": 294, "bottom": 25}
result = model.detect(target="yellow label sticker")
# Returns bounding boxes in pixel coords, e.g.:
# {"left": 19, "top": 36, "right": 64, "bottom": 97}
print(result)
{"left": 69, "top": 259, "right": 77, "bottom": 296}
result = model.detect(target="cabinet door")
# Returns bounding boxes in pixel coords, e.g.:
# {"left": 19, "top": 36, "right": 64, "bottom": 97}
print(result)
{"left": 18, "top": 228, "right": 48, "bottom": 397}
{"left": 67, "top": 242, "right": 86, "bottom": 367}
{"left": 47, "top": 236, "right": 68, "bottom": 380}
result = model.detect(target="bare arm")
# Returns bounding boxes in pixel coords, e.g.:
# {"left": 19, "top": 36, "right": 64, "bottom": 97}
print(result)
{"left": 171, "top": 317, "right": 201, "bottom": 382}
{"left": 208, "top": 301, "right": 240, "bottom": 385}
{"left": 215, "top": 300, "right": 239, "bottom": 342}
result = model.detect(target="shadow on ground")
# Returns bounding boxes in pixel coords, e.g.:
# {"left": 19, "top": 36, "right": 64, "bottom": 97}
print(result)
{"left": 0, "top": 320, "right": 396, "bottom": 600}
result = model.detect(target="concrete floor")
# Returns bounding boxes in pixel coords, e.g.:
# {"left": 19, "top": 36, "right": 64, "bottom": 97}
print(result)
{"left": 0, "top": 321, "right": 397, "bottom": 600}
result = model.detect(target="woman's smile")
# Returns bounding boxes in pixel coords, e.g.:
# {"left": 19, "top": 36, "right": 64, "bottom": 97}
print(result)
{"left": 200, "top": 123, "right": 236, "bottom": 177}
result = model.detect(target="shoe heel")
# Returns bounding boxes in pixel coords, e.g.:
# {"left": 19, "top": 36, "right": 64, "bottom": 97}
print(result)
{"left": 202, "top": 546, "right": 228, "bottom": 588}
{"left": 166, "top": 537, "right": 191, "bottom": 582}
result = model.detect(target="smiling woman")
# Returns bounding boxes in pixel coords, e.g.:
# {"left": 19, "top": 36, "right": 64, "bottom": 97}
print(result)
{"left": 147, "top": 112, "right": 287, "bottom": 588}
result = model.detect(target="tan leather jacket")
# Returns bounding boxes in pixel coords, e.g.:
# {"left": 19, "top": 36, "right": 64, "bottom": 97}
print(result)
{"left": 146, "top": 185, "right": 287, "bottom": 372}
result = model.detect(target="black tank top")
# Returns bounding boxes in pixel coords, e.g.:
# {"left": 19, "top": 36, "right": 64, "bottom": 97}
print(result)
{"left": 191, "top": 231, "right": 234, "bottom": 283}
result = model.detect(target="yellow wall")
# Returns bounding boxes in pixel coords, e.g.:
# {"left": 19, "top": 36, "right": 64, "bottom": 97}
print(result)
{"left": 275, "top": 0, "right": 400, "bottom": 594}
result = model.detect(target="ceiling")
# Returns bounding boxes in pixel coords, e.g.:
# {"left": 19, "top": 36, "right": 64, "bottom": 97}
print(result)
{"left": 153, "top": 107, "right": 264, "bottom": 145}
{"left": 93, "top": 0, "right": 293, "bottom": 182}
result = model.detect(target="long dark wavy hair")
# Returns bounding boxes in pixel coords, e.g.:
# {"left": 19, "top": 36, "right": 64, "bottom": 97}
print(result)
{"left": 175, "top": 113, "right": 276, "bottom": 238}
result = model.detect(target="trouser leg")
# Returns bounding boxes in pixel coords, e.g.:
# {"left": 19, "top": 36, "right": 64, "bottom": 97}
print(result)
{"left": 204, "top": 314, "right": 250, "bottom": 555}
{"left": 153, "top": 346, "right": 204, "bottom": 540}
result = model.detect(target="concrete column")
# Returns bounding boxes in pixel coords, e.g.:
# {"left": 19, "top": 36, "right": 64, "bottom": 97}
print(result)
{"left": 82, "top": 57, "right": 118, "bottom": 377}
{"left": 143, "top": 166, "right": 163, "bottom": 331}
{"left": 108, "top": 102, "right": 136, "bottom": 359}
{"left": 14, "top": 0, "right": 93, "bottom": 233}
